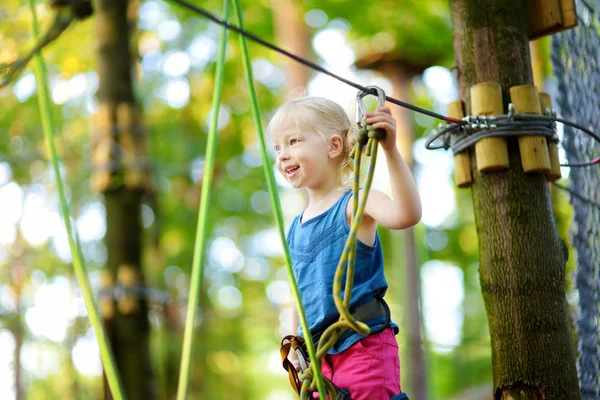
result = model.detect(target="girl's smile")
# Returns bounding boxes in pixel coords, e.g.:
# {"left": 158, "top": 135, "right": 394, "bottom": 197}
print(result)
{"left": 284, "top": 165, "right": 300, "bottom": 180}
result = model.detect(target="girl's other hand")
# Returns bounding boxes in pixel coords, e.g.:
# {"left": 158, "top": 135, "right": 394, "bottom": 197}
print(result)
{"left": 365, "top": 106, "right": 397, "bottom": 152}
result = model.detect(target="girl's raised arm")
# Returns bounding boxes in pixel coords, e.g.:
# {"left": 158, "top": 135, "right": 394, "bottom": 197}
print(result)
{"left": 363, "top": 107, "right": 422, "bottom": 230}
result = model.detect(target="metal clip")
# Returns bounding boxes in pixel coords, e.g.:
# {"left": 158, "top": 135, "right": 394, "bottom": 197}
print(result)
{"left": 508, "top": 103, "right": 515, "bottom": 120}
{"left": 356, "top": 86, "right": 386, "bottom": 126}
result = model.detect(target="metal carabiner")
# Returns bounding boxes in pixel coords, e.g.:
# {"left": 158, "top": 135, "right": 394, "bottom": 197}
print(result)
{"left": 356, "top": 85, "right": 387, "bottom": 126}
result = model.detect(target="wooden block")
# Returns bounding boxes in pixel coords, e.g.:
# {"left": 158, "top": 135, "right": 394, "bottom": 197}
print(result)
{"left": 510, "top": 85, "right": 551, "bottom": 173}
{"left": 117, "top": 102, "right": 135, "bottom": 136}
{"left": 125, "top": 170, "right": 145, "bottom": 190}
{"left": 527, "top": 0, "right": 578, "bottom": 39}
{"left": 447, "top": 100, "right": 472, "bottom": 188}
{"left": 447, "top": 100, "right": 465, "bottom": 121}
{"left": 539, "top": 92, "right": 561, "bottom": 181}
{"left": 470, "top": 82, "right": 509, "bottom": 172}
{"left": 99, "top": 299, "right": 115, "bottom": 319}
{"left": 528, "top": 0, "right": 563, "bottom": 40}
{"left": 90, "top": 102, "right": 112, "bottom": 137}
{"left": 518, "top": 135, "right": 550, "bottom": 173}
{"left": 538, "top": 92, "right": 553, "bottom": 114}
{"left": 91, "top": 172, "right": 112, "bottom": 193}
{"left": 547, "top": 142, "right": 561, "bottom": 181}
{"left": 117, "top": 264, "right": 139, "bottom": 315}
{"left": 117, "top": 264, "right": 138, "bottom": 287}
{"left": 91, "top": 139, "right": 113, "bottom": 165}
{"left": 559, "top": 0, "right": 577, "bottom": 30}
{"left": 511, "top": 85, "right": 542, "bottom": 114}
{"left": 90, "top": 136, "right": 116, "bottom": 193}
{"left": 99, "top": 270, "right": 115, "bottom": 319}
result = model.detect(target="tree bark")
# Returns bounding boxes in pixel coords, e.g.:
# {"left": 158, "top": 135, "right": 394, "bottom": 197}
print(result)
{"left": 449, "top": 1, "right": 579, "bottom": 398}
{"left": 94, "top": 0, "right": 155, "bottom": 399}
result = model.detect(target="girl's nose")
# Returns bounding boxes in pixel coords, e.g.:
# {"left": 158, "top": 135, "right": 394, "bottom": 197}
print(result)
{"left": 278, "top": 148, "right": 289, "bottom": 161}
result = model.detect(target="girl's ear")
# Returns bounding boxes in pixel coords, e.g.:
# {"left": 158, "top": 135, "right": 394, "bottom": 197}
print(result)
{"left": 328, "top": 135, "right": 344, "bottom": 159}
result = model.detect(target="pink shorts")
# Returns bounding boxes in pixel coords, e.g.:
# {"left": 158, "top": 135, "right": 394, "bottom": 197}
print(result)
{"left": 314, "top": 327, "right": 401, "bottom": 400}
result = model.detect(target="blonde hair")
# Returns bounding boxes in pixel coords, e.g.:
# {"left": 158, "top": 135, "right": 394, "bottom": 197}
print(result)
{"left": 268, "top": 96, "right": 358, "bottom": 184}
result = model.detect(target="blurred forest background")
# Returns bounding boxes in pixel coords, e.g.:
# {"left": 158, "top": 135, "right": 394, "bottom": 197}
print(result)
{"left": 0, "top": 0, "right": 576, "bottom": 399}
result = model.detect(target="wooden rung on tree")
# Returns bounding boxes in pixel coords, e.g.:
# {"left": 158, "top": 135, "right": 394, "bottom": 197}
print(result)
{"left": 470, "top": 82, "right": 509, "bottom": 172}
{"left": 510, "top": 85, "right": 551, "bottom": 174}
{"left": 90, "top": 102, "right": 152, "bottom": 193}
{"left": 539, "top": 92, "right": 562, "bottom": 181}
{"left": 90, "top": 103, "right": 116, "bottom": 193}
{"left": 117, "top": 264, "right": 140, "bottom": 315}
{"left": 527, "top": 0, "right": 578, "bottom": 40}
{"left": 99, "top": 270, "right": 115, "bottom": 319}
{"left": 448, "top": 100, "right": 472, "bottom": 188}
{"left": 117, "top": 102, "right": 149, "bottom": 192}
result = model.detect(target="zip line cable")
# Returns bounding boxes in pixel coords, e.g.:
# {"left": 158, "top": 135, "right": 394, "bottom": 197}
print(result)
{"left": 168, "top": 0, "right": 600, "bottom": 168}
{"left": 553, "top": 182, "right": 600, "bottom": 210}
{"left": 167, "top": 0, "right": 462, "bottom": 124}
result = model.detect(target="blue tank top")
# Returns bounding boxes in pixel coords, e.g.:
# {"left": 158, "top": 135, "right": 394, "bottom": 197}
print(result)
{"left": 287, "top": 189, "right": 394, "bottom": 354}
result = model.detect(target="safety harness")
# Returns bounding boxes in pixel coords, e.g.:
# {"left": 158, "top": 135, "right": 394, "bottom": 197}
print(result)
{"left": 280, "top": 296, "right": 394, "bottom": 399}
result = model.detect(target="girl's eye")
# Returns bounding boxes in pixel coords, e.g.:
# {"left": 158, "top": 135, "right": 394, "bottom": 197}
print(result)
{"left": 290, "top": 139, "right": 298, "bottom": 145}
{"left": 274, "top": 146, "right": 280, "bottom": 152}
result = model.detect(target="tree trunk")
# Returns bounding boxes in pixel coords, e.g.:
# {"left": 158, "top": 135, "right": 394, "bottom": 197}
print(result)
{"left": 94, "top": 0, "right": 155, "bottom": 399}
{"left": 271, "top": 0, "right": 311, "bottom": 95}
{"left": 377, "top": 61, "right": 428, "bottom": 400}
{"left": 449, "top": 1, "right": 579, "bottom": 398}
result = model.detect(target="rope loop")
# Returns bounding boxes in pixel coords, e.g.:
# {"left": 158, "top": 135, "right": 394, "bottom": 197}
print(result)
{"left": 367, "top": 124, "right": 386, "bottom": 141}
{"left": 357, "top": 127, "right": 370, "bottom": 146}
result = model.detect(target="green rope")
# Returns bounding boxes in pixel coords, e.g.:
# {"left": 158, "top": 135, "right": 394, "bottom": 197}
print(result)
{"left": 27, "top": 1, "right": 126, "bottom": 399}
{"left": 230, "top": 0, "right": 327, "bottom": 398}
{"left": 176, "top": 0, "right": 230, "bottom": 398}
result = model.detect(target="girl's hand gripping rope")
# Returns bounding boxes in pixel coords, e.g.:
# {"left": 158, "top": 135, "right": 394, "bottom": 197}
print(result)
{"left": 365, "top": 107, "right": 397, "bottom": 152}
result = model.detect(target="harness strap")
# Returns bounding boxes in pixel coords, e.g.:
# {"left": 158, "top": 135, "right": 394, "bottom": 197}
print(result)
{"left": 281, "top": 296, "right": 397, "bottom": 398}
{"left": 280, "top": 335, "right": 306, "bottom": 395}
{"left": 349, "top": 295, "right": 391, "bottom": 334}
{"left": 281, "top": 335, "right": 350, "bottom": 398}
{"left": 311, "top": 295, "right": 395, "bottom": 347}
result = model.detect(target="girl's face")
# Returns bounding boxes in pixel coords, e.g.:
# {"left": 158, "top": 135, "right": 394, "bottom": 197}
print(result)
{"left": 272, "top": 117, "right": 332, "bottom": 190}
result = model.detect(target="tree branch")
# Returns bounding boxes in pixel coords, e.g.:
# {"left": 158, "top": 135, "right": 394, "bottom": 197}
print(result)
{"left": 0, "top": 1, "right": 93, "bottom": 89}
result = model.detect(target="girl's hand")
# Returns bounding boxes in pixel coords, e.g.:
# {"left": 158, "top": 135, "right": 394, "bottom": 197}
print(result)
{"left": 365, "top": 106, "right": 397, "bottom": 152}
{"left": 291, "top": 358, "right": 301, "bottom": 372}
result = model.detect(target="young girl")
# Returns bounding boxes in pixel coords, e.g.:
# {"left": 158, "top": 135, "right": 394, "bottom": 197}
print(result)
{"left": 270, "top": 96, "right": 421, "bottom": 400}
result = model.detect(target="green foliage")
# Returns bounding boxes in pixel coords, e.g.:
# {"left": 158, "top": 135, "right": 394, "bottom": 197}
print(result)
{"left": 306, "top": 0, "right": 454, "bottom": 66}
{"left": 0, "top": 0, "right": 500, "bottom": 399}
